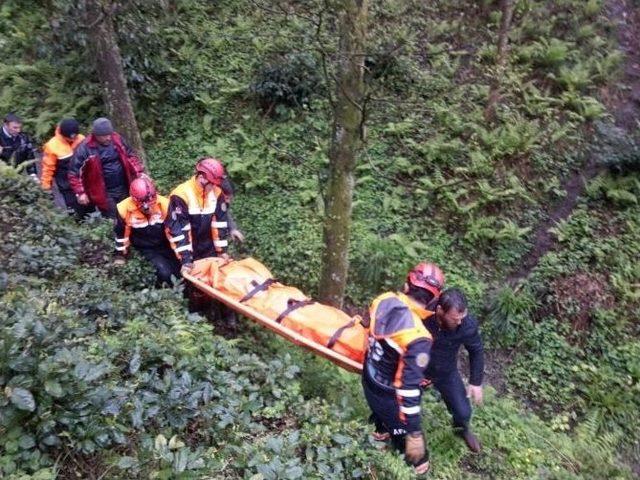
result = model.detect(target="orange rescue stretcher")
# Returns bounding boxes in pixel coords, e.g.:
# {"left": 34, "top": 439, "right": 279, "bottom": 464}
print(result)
{"left": 182, "top": 257, "right": 366, "bottom": 373}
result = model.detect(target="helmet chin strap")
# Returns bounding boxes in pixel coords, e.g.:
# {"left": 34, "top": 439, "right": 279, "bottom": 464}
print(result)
{"left": 138, "top": 199, "right": 155, "bottom": 215}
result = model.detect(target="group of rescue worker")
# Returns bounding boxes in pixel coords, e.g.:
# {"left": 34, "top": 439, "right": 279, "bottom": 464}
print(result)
{"left": 4, "top": 113, "right": 485, "bottom": 475}
{"left": 3, "top": 114, "right": 245, "bottom": 288}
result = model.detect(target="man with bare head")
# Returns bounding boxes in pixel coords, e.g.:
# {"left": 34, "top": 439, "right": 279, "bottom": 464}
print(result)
{"left": 0, "top": 113, "right": 37, "bottom": 179}
{"left": 424, "top": 288, "right": 485, "bottom": 453}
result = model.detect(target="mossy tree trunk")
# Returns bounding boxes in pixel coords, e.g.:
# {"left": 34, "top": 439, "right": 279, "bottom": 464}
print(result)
{"left": 318, "top": 0, "right": 368, "bottom": 308}
{"left": 485, "top": 0, "right": 515, "bottom": 123}
{"left": 85, "top": 0, "right": 146, "bottom": 164}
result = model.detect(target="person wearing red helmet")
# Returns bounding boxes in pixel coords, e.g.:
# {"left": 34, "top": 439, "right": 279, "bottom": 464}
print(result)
{"left": 113, "top": 176, "right": 180, "bottom": 287}
{"left": 166, "top": 158, "right": 244, "bottom": 320}
{"left": 165, "top": 157, "right": 244, "bottom": 270}
{"left": 423, "top": 288, "right": 484, "bottom": 453}
{"left": 361, "top": 261, "right": 445, "bottom": 475}
{"left": 406, "top": 262, "right": 445, "bottom": 309}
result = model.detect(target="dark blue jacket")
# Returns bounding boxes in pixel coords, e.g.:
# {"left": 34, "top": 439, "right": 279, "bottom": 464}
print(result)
{"left": 424, "top": 315, "right": 484, "bottom": 386}
{"left": 1, "top": 128, "right": 36, "bottom": 174}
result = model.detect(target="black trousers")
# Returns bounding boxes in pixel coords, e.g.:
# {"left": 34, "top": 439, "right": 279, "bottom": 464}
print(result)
{"left": 363, "top": 376, "right": 407, "bottom": 451}
{"left": 430, "top": 371, "right": 472, "bottom": 433}
{"left": 362, "top": 373, "right": 429, "bottom": 466}
{"left": 68, "top": 193, "right": 125, "bottom": 220}
{"left": 101, "top": 191, "right": 129, "bottom": 219}
{"left": 138, "top": 247, "right": 182, "bottom": 287}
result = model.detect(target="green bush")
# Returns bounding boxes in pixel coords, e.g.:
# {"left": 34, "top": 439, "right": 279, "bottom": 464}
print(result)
{"left": 2, "top": 0, "right": 639, "bottom": 476}
{"left": 249, "top": 53, "right": 323, "bottom": 114}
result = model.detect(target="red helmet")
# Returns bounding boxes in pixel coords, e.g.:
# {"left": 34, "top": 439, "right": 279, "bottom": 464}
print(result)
{"left": 195, "top": 157, "right": 226, "bottom": 186}
{"left": 407, "top": 262, "right": 445, "bottom": 299}
{"left": 130, "top": 176, "right": 157, "bottom": 211}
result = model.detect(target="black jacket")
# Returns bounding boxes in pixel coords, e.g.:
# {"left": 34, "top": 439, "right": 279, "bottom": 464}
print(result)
{"left": 0, "top": 128, "right": 36, "bottom": 174}
{"left": 424, "top": 315, "right": 484, "bottom": 386}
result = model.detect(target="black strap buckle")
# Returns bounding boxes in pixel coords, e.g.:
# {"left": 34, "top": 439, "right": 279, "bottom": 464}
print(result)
{"left": 275, "top": 299, "right": 315, "bottom": 323}
{"left": 239, "top": 278, "right": 277, "bottom": 302}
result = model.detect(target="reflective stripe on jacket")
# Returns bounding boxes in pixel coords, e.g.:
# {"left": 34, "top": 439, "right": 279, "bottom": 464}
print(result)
{"left": 114, "top": 195, "right": 170, "bottom": 255}
{"left": 165, "top": 176, "right": 231, "bottom": 264}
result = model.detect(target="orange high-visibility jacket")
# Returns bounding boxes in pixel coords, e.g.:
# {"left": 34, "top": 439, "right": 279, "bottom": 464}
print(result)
{"left": 41, "top": 127, "right": 85, "bottom": 190}
{"left": 365, "top": 292, "right": 434, "bottom": 432}
{"left": 166, "top": 176, "right": 232, "bottom": 264}
{"left": 115, "top": 195, "right": 170, "bottom": 255}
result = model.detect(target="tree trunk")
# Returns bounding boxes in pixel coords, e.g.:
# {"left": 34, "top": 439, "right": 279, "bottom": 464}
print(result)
{"left": 318, "top": 0, "right": 368, "bottom": 308}
{"left": 85, "top": 0, "right": 146, "bottom": 163}
{"left": 485, "top": 0, "right": 515, "bottom": 123}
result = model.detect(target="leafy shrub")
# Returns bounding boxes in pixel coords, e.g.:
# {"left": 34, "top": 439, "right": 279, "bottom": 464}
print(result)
{"left": 487, "top": 286, "right": 538, "bottom": 346}
{"left": 516, "top": 38, "right": 572, "bottom": 68}
{"left": 249, "top": 53, "right": 323, "bottom": 114}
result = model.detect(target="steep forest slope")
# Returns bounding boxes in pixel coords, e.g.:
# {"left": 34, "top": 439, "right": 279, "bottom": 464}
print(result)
{"left": 1, "top": 0, "right": 639, "bottom": 478}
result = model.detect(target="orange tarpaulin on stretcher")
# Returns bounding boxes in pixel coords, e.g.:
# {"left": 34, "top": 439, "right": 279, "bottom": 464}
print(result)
{"left": 182, "top": 257, "right": 366, "bottom": 373}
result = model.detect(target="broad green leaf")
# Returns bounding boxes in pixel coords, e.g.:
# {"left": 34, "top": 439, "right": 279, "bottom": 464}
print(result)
{"left": 331, "top": 433, "right": 351, "bottom": 445}
{"left": 129, "top": 353, "right": 141, "bottom": 375}
{"left": 117, "top": 456, "right": 138, "bottom": 469}
{"left": 18, "top": 434, "right": 36, "bottom": 449}
{"left": 155, "top": 434, "right": 168, "bottom": 451}
{"left": 285, "top": 466, "right": 303, "bottom": 479}
{"left": 10, "top": 387, "right": 36, "bottom": 411}
{"left": 168, "top": 435, "right": 185, "bottom": 450}
{"left": 173, "top": 449, "right": 188, "bottom": 473}
{"left": 44, "top": 380, "right": 63, "bottom": 398}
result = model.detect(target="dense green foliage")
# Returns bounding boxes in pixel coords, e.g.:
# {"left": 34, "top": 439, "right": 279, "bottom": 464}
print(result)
{"left": 1, "top": 0, "right": 640, "bottom": 478}
{"left": 0, "top": 165, "right": 634, "bottom": 479}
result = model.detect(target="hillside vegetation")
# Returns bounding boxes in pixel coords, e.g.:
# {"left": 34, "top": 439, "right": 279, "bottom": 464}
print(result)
{"left": 1, "top": 0, "right": 639, "bottom": 478}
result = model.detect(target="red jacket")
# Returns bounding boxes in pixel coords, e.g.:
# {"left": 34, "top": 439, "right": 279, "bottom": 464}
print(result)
{"left": 68, "top": 133, "right": 144, "bottom": 211}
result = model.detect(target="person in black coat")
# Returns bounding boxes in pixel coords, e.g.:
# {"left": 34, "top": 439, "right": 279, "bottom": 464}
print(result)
{"left": 0, "top": 113, "right": 37, "bottom": 177}
{"left": 424, "top": 288, "right": 485, "bottom": 453}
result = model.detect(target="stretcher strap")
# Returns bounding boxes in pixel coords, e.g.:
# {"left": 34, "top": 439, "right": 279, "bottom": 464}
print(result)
{"left": 275, "top": 299, "right": 315, "bottom": 324}
{"left": 239, "top": 278, "right": 277, "bottom": 302}
{"left": 326, "top": 319, "right": 356, "bottom": 349}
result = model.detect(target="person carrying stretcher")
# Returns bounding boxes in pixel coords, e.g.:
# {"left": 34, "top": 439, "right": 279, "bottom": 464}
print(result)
{"left": 166, "top": 158, "right": 244, "bottom": 319}
{"left": 113, "top": 176, "right": 181, "bottom": 287}
{"left": 362, "top": 262, "right": 444, "bottom": 475}
{"left": 165, "top": 157, "right": 244, "bottom": 269}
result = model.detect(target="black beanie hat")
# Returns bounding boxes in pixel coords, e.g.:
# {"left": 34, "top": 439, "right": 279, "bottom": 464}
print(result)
{"left": 60, "top": 118, "right": 80, "bottom": 138}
